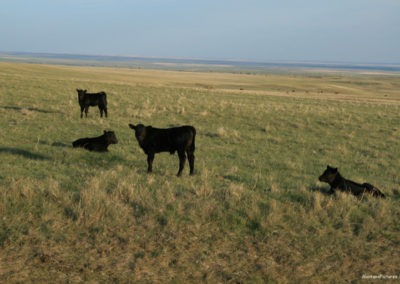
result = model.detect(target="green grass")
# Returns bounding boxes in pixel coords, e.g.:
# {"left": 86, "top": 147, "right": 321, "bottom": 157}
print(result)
{"left": 0, "top": 62, "right": 399, "bottom": 282}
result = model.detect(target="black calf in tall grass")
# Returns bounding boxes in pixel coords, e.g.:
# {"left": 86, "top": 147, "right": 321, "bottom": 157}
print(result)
{"left": 76, "top": 89, "right": 108, "bottom": 118}
{"left": 72, "top": 131, "right": 118, "bottom": 152}
{"left": 129, "top": 124, "right": 196, "bottom": 176}
{"left": 318, "top": 165, "right": 385, "bottom": 198}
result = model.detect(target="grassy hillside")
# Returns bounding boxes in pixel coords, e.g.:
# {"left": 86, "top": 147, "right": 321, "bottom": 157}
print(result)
{"left": 0, "top": 62, "right": 399, "bottom": 282}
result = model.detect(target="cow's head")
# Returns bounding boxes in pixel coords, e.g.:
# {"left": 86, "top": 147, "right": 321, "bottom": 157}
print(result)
{"left": 104, "top": 130, "right": 118, "bottom": 144}
{"left": 318, "top": 165, "right": 338, "bottom": 183}
{"left": 76, "top": 89, "right": 87, "bottom": 101}
{"left": 129, "top": 124, "right": 146, "bottom": 143}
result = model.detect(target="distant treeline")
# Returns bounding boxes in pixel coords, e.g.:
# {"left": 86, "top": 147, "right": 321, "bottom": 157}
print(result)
{"left": 1, "top": 51, "right": 399, "bottom": 73}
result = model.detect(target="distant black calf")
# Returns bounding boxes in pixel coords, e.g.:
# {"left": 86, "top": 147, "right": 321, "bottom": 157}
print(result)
{"left": 72, "top": 131, "right": 118, "bottom": 152}
{"left": 318, "top": 165, "right": 385, "bottom": 198}
{"left": 76, "top": 89, "right": 108, "bottom": 118}
{"left": 129, "top": 123, "right": 196, "bottom": 176}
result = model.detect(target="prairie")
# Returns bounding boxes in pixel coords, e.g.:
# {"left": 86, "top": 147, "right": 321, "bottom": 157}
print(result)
{"left": 0, "top": 62, "right": 399, "bottom": 282}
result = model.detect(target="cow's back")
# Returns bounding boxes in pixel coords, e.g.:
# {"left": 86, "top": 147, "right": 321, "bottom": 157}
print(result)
{"left": 143, "top": 126, "right": 195, "bottom": 153}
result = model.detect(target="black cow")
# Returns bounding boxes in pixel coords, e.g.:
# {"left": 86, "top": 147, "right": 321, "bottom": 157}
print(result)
{"left": 318, "top": 165, "right": 385, "bottom": 198}
{"left": 72, "top": 131, "right": 118, "bottom": 152}
{"left": 129, "top": 124, "right": 196, "bottom": 176}
{"left": 76, "top": 89, "right": 108, "bottom": 118}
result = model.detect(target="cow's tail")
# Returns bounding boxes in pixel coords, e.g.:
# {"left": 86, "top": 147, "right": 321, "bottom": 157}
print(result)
{"left": 103, "top": 92, "right": 108, "bottom": 106}
{"left": 191, "top": 127, "right": 196, "bottom": 152}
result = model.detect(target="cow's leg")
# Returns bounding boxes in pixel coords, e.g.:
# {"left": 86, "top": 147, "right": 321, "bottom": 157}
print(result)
{"left": 84, "top": 106, "right": 89, "bottom": 118}
{"left": 80, "top": 106, "right": 84, "bottom": 118}
{"left": 372, "top": 188, "right": 385, "bottom": 198}
{"left": 85, "top": 143, "right": 94, "bottom": 151}
{"left": 99, "top": 107, "right": 103, "bottom": 118}
{"left": 147, "top": 153, "right": 155, "bottom": 173}
{"left": 177, "top": 150, "right": 186, "bottom": 177}
{"left": 187, "top": 150, "right": 195, "bottom": 175}
{"left": 363, "top": 183, "right": 385, "bottom": 198}
{"left": 104, "top": 108, "right": 108, "bottom": 118}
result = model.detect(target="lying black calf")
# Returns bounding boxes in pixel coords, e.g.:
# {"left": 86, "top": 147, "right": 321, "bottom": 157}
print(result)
{"left": 72, "top": 130, "right": 118, "bottom": 152}
{"left": 318, "top": 165, "right": 385, "bottom": 198}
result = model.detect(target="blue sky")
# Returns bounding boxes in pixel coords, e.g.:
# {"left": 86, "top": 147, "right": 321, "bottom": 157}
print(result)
{"left": 1, "top": 0, "right": 399, "bottom": 63}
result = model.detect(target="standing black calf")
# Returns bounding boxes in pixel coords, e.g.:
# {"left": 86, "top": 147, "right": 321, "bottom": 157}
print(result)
{"left": 76, "top": 89, "right": 108, "bottom": 118}
{"left": 129, "top": 123, "right": 196, "bottom": 176}
{"left": 318, "top": 165, "right": 385, "bottom": 198}
{"left": 72, "top": 131, "right": 118, "bottom": 152}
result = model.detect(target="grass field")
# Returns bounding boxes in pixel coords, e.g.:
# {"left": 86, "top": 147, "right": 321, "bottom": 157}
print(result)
{"left": 0, "top": 61, "right": 399, "bottom": 282}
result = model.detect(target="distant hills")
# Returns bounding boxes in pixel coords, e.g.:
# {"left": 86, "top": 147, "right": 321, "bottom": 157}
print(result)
{"left": 1, "top": 51, "right": 399, "bottom": 73}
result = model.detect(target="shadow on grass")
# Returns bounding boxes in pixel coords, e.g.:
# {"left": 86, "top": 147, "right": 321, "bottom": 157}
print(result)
{"left": 0, "top": 147, "right": 50, "bottom": 160}
{"left": 75, "top": 150, "right": 130, "bottom": 169}
{"left": 39, "top": 141, "right": 71, "bottom": 148}
{"left": 0, "top": 105, "right": 60, "bottom": 114}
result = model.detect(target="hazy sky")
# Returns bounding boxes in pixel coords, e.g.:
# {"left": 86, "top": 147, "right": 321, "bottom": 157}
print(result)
{"left": 1, "top": 0, "right": 399, "bottom": 63}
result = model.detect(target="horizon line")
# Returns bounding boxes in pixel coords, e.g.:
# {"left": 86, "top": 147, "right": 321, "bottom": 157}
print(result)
{"left": 1, "top": 50, "right": 400, "bottom": 67}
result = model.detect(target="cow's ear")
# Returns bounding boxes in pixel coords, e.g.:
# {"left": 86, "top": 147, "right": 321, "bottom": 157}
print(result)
{"left": 329, "top": 166, "right": 338, "bottom": 173}
{"left": 129, "top": 124, "right": 136, "bottom": 130}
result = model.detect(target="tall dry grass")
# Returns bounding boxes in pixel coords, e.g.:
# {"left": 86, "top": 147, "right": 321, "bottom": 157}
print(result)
{"left": 0, "top": 62, "right": 399, "bottom": 282}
